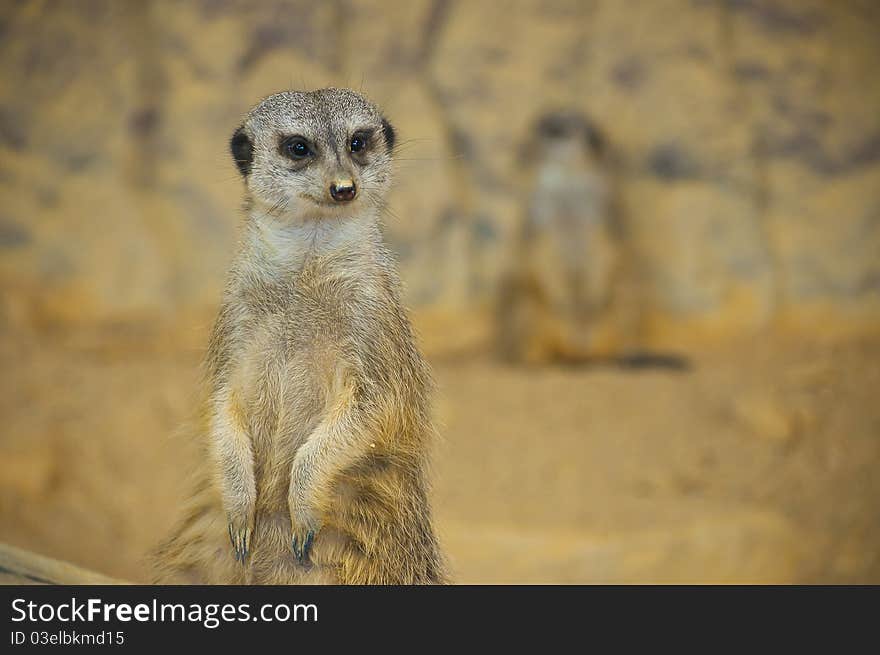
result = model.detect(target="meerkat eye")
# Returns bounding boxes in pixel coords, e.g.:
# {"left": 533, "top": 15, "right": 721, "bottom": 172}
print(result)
{"left": 281, "top": 137, "right": 311, "bottom": 160}
{"left": 350, "top": 133, "right": 367, "bottom": 153}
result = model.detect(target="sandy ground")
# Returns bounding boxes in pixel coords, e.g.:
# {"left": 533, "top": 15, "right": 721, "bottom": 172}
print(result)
{"left": 1, "top": 326, "right": 878, "bottom": 583}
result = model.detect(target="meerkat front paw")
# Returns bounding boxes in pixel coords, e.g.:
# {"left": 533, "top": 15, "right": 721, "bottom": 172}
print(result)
{"left": 225, "top": 502, "right": 255, "bottom": 563}
{"left": 291, "top": 524, "right": 316, "bottom": 566}
{"left": 288, "top": 489, "right": 320, "bottom": 565}
{"left": 227, "top": 520, "right": 251, "bottom": 563}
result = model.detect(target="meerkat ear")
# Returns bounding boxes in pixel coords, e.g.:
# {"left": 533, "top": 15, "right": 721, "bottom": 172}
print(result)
{"left": 381, "top": 118, "right": 396, "bottom": 152}
{"left": 230, "top": 125, "right": 254, "bottom": 176}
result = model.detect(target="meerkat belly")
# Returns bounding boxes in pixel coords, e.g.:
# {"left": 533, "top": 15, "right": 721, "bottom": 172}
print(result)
{"left": 227, "top": 325, "right": 343, "bottom": 582}
{"left": 228, "top": 321, "right": 331, "bottom": 510}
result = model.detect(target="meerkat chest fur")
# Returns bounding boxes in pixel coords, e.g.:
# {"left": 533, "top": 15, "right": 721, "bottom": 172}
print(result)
{"left": 220, "top": 213, "right": 389, "bottom": 498}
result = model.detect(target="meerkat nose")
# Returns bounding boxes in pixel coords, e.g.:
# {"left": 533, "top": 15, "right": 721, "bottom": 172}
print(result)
{"left": 329, "top": 180, "right": 357, "bottom": 202}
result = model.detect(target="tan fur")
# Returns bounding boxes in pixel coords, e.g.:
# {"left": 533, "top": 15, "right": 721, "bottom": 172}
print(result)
{"left": 151, "top": 89, "right": 447, "bottom": 584}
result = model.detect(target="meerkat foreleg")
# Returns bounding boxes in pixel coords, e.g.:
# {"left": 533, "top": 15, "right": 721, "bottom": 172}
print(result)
{"left": 288, "top": 369, "right": 371, "bottom": 563}
{"left": 209, "top": 390, "right": 257, "bottom": 563}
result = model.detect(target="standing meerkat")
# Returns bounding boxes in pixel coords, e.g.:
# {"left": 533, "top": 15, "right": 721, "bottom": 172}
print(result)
{"left": 496, "top": 110, "right": 622, "bottom": 364}
{"left": 152, "top": 88, "right": 448, "bottom": 584}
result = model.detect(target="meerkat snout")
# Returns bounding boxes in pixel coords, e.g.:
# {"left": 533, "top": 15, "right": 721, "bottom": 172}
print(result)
{"left": 329, "top": 179, "right": 356, "bottom": 202}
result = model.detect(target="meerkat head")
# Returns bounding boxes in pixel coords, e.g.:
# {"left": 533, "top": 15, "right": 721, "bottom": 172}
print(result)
{"left": 230, "top": 88, "right": 396, "bottom": 221}
{"left": 529, "top": 110, "right": 605, "bottom": 168}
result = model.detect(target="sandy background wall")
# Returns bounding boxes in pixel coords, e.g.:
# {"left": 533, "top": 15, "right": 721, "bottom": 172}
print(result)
{"left": 1, "top": 0, "right": 878, "bottom": 348}
{"left": 1, "top": 0, "right": 879, "bottom": 583}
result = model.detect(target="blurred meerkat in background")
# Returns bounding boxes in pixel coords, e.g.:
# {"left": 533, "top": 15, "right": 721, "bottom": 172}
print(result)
{"left": 496, "top": 110, "right": 622, "bottom": 364}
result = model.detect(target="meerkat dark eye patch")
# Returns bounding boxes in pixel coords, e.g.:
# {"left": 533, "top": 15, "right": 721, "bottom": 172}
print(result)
{"left": 381, "top": 118, "right": 396, "bottom": 152}
{"left": 536, "top": 114, "right": 569, "bottom": 139}
{"left": 350, "top": 131, "right": 370, "bottom": 153}
{"left": 279, "top": 135, "right": 312, "bottom": 161}
{"left": 230, "top": 126, "right": 254, "bottom": 176}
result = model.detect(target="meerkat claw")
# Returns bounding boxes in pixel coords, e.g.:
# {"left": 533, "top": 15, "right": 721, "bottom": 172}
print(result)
{"left": 229, "top": 523, "right": 250, "bottom": 563}
{"left": 291, "top": 528, "right": 315, "bottom": 565}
